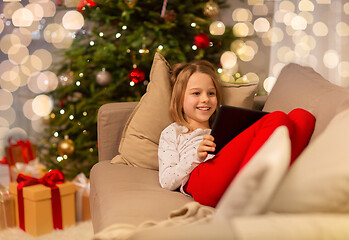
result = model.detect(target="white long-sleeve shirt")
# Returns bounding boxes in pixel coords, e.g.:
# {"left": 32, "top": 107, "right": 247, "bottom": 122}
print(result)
{"left": 158, "top": 122, "right": 215, "bottom": 194}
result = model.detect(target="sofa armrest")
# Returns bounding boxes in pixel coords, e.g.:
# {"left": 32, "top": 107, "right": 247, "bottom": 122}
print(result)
{"left": 97, "top": 102, "right": 138, "bottom": 161}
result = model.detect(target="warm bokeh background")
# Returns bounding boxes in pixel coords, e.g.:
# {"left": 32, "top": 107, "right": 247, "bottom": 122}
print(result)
{"left": 0, "top": 0, "right": 348, "bottom": 178}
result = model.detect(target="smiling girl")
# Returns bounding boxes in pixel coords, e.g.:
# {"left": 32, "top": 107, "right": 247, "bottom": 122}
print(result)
{"left": 158, "top": 60, "right": 315, "bottom": 207}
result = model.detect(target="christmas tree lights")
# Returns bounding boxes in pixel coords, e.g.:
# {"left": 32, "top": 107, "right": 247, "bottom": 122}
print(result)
{"left": 40, "top": 0, "right": 236, "bottom": 179}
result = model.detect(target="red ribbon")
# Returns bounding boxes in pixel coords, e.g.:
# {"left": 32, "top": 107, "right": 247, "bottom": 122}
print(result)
{"left": 7, "top": 139, "right": 34, "bottom": 166}
{"left": 0, "top": 157, "right": 7, "bottom": 164}
{"left": 16, "top": 170, "right": 65, "bottom": 231}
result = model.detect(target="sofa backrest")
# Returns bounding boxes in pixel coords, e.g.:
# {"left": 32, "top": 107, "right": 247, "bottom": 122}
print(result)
{"left": 97, "top": 102, "right": 138, "bottom": 161}
{"left": 263, "top": 63, "right": 349, "bottom": 143}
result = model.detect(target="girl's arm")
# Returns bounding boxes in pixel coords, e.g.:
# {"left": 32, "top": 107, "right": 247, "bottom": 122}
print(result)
{"left": 158, "top": 128, "right": 200, "bottom": 190}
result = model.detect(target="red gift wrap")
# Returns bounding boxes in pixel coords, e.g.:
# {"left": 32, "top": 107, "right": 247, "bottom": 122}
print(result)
{"left": 9, "top": 170, "right": 76, "bottom": 236}
{"left": 5, "top": 139, "right": 37, "bottom": 166}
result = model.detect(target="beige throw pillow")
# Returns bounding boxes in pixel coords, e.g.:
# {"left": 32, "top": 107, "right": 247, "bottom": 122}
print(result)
{"left": 111, "top": 53, "right": 173, "bottom": 169}
{"left": 263, "top": 63, "right": 349, "bottom": 142}
{"left": 112, "top": 53, "right": 258, "bottom": 170}
{"left": 214, "top": 126, "right": 291, "bottom": 220}
{"left": 268, "top": 109, "right": 349, "bottom": 213}
{"left": 221, "top": 81, "right": 257, "bottom": 108}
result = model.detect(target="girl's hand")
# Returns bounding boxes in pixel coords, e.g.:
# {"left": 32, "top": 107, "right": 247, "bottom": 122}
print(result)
{"left": 197, "top": 134, "right": 216, "bottom": 161}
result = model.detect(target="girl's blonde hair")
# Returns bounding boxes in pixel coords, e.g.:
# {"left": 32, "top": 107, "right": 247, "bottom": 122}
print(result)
{"left": 170, "top": 60, "right": 222, "bottom": 130}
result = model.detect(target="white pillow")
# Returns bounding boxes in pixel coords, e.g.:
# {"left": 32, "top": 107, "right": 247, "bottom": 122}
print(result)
{"left": 213, "top": 126, "right": 291, "bottom": 220}
{"left": 268, "top": 108, "right": 349, "bottom": 213}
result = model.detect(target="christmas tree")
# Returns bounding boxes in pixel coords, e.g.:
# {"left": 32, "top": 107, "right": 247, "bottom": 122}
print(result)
{"left": 40, "top": 0, "right": 237, "bottom": 180}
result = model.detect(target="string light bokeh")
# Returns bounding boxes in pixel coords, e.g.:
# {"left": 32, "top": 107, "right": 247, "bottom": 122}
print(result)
{"left": 266, "top": 0, "right": 349, "bottom": 88}
{"left": 0, "top": 0, "right": 85, "bottom": 157}
{"left": 219, "top": 0, "right": 349, "bottom": 92}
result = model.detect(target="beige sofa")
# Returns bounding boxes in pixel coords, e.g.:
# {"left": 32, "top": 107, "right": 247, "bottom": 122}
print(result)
{"left": 90, "top": 58, "right": 349, "bottom": 239}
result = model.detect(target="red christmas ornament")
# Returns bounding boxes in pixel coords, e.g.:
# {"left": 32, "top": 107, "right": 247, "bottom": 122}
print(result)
{"left": 59, "top": 98, "right": 65, "bottom": 108}
{"left": 194, "top": 33, "right": 210, "bottom": 49}
{"left": 128, "top": 68, "right": 145, "bottom": 84}
{"left": 77, "top": 0, "right": 96, "bottom": 12}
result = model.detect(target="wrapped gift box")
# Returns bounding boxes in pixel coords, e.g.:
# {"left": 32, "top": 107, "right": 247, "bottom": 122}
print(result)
{"left": 0, "top": 184, "right": 16, "bottom": 230}
{"left": 10, "top": 160, "right": 46, "bottom": 182}
{"left": 79, "top": 189, "right": 91, "bottom": 221}
{"left": 73, "top": 173, "right": 91, "bottom": 221}
{"left": 5, "top": 143, "right": 37, "bottom": 166}
{"left": 0, "top": 163, "right": 10, "bottom": 187}
{"left": 9, "top": 181, "right": 76, "bottom": 236}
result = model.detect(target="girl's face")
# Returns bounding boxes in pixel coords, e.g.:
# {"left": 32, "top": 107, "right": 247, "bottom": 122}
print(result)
{"left": 183, "top": 72, "right": 217, "bottom": 131}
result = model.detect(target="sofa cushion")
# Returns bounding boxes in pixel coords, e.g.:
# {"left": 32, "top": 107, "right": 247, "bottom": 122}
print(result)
{"left": 112, "top": 53, "right": 257, "bottom": 170}
{"left": 263, "top": 63, "right": 349, "bottom": 141}
{"left": 220, "top": 81, "right": 258, "bottom": 108}
{"left": 90, "top": 161, "right": 193, "bottom": 233}
{"left": 268, "top": 108, "right": 349, "bottom": 213}
{"left": 214, "top": 126, "right": 291, "bottom": 220}
{"left": 111, "top": 53, "right": 173, "bottom": 169}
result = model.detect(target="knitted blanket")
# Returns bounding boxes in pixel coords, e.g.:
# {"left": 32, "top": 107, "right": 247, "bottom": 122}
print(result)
{"left": 93, "top": 202, "right": 214, "bottom": 240}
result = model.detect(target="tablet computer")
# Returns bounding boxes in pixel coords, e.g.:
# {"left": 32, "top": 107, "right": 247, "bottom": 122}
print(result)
{"left": 210, "top": 105, "right": 269, "bottom": 154}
